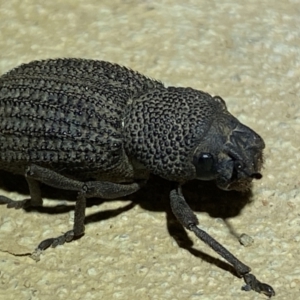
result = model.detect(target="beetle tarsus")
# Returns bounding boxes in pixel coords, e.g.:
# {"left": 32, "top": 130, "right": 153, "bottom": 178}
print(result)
{"left": 242, "top": 273, "right": 275, "bottom": 297}
{"left": 31, "top": 230, "right": 81, "bottom": 262}
{"left": 0, "top": 196, "right": 31, "bottom": 209}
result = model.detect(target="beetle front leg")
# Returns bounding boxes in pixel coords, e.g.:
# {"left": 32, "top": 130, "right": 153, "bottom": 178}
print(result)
{"left": 169, "top": 184, "right": 275, "bottom": 298}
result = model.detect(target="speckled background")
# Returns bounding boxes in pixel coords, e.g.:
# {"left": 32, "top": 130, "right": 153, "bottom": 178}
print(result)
{"left": 0, "top": 1, "right": 299, "bottom": 299}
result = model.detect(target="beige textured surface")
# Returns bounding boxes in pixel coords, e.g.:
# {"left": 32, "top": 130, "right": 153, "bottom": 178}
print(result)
{"left": 0, "top": 0, "right": 299, "bottom": 299}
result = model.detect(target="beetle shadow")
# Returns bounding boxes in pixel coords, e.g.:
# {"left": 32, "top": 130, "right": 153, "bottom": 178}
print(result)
{"left": 0, "top": 171, "right": 253, "bottom": 277}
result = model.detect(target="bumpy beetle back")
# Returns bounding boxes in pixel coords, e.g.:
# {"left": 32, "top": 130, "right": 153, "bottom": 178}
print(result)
{"left": 0, "top": 59, "right": 163, "bottom": 179}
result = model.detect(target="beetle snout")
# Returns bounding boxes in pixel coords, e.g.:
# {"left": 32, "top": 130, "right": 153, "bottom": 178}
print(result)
{"left": 250, "top": 172, "right": 262, "bottom": 180}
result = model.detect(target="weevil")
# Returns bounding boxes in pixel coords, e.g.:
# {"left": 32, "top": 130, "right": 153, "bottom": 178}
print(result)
{"left": 0, "top": 58, "right": 275, "bottom": 297}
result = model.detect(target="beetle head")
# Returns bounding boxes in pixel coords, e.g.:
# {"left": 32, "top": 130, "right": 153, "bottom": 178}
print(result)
{"left": 192, "top": 115, "right": 265, "bottom": 191}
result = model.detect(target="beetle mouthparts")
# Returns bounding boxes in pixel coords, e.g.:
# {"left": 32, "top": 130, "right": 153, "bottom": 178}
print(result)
{"left": 250, "top": 173, "right": 262, "bottom": 180}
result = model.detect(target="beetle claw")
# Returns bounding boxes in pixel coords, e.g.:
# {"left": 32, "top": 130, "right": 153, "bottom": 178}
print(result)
{"left": 242, "top": 273, "right": 275, "bottom": 297}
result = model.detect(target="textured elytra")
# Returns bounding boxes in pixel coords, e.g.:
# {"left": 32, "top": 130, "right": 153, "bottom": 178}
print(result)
{"left": 0, "top": 59, "right": 163, "bottom": 180}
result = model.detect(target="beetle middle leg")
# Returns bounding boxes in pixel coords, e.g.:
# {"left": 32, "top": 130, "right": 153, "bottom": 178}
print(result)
{"left": 170, "top": 184, "right": 275, "bottom": 297}
{"left": 24, "top": 164, "right": 144, "bottom": 260}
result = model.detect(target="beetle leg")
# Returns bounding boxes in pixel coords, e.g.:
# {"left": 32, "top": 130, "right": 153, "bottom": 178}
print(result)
{"left": 0, "top": 177, "right": 42, "bottom": 209}
{"left": 31, "top": 190, "right": 86, "bottom": 261}
{"left": 169, "top": 184, "right": 275, "bottom": 297}
{"left": 26, "top": 164, "right": 144, "bottom": 260}
{"left": 0, "top": 195, "right": 31, "bottom": 209}
{"left": 242, "top": 273, "right": 275, "bottom": 297}
{"left": 26, "top": 164, "right": 82, "bottom": 192}
{"left": 26, "top": 177, "right": 43, "bottom": 206}
{"left": 26, "top": 164, "right": 144, "bottom": 199}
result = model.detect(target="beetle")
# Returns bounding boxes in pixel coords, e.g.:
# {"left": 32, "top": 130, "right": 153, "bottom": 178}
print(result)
{"left": 0, "top": 58, "right": 274, "bottom": 297}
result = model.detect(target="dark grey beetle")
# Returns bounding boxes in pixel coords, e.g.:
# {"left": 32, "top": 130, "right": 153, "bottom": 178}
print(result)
{"left": 0, "top": 59, "right": 274, "bottom": 297}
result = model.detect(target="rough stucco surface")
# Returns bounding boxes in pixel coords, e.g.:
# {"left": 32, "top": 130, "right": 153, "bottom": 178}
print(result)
{"left": 0, "top": 1, "right": 299, "bottom": 299}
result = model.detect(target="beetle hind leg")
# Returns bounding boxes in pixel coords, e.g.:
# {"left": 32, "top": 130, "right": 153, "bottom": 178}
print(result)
{"left": 0, "top": 177, "right": 42, "bottom": 209}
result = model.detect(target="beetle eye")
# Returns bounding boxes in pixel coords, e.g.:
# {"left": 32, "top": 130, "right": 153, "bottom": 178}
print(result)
{"left": 192, "top": 152, "right": 216, "bottom": 180}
